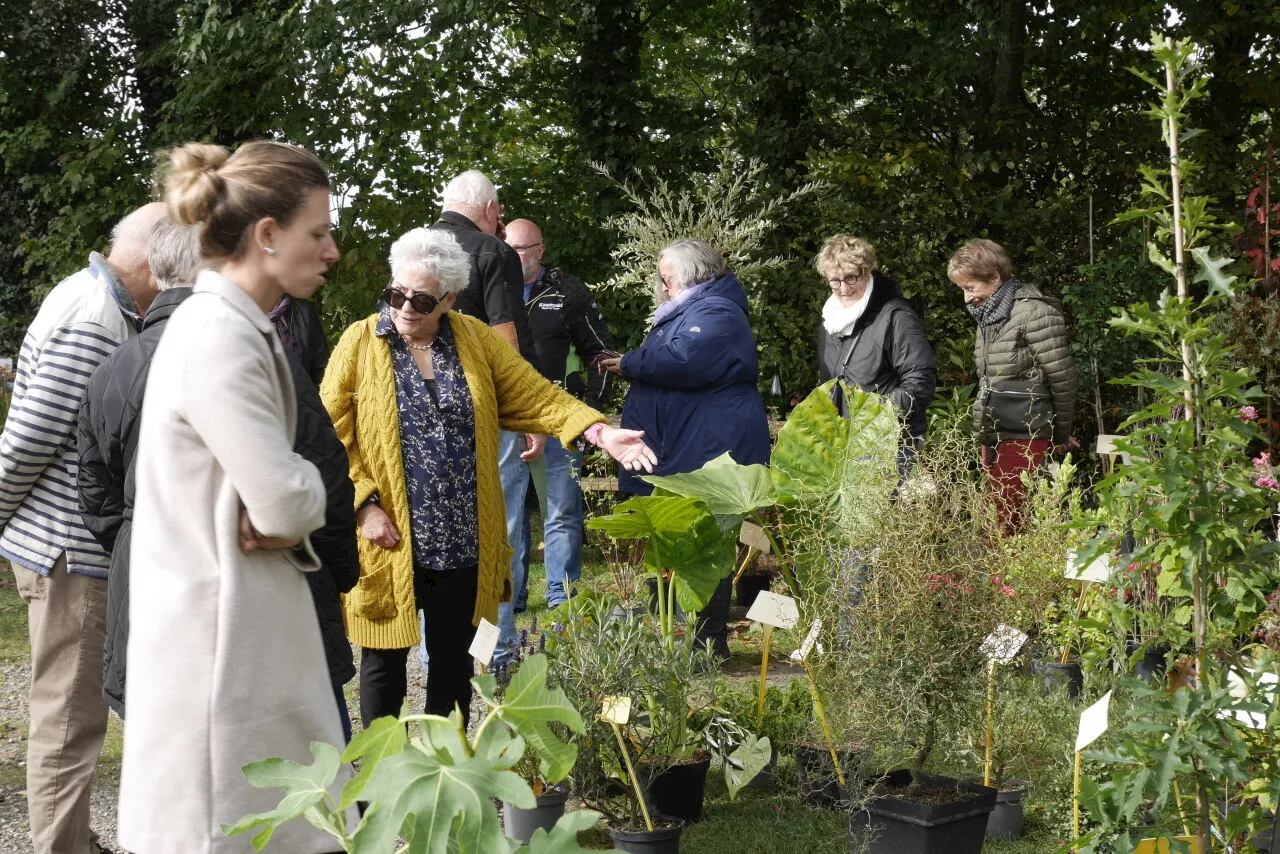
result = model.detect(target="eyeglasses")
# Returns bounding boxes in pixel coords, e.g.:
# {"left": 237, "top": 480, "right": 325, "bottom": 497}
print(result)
{"left": 510, "top": 242, "right": 542, "bottom": 254}
{"left": 826, "top": 273, "right": 865, "bottom": 292}
{"left": 383, "top": 287, "right": 441, "bottom": 315}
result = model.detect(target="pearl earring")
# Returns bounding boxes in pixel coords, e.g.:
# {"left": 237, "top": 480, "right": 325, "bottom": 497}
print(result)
{"left": 264, "top": 247, "right": 277, "bottom": 256}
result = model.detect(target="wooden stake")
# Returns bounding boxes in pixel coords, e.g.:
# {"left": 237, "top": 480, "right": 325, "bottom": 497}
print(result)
{"left": 756, "top": 623, "right": 774, "bottom": 730}
{"left": 984, "top": 659, "right": 997, "bottom": 788}
{"left": 610, "top": 721, "right": 653, "bottom": 833}
{"left": 1061, "top": 582, "right": 1090, "bottom": 665}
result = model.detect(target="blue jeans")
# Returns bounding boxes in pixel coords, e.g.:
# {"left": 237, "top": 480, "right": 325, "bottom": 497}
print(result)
{"left": 495, "top": 432, "right": 584, "bottom": 666}
{"left": 334, "top": 683, "right": 352, "bottom": 743}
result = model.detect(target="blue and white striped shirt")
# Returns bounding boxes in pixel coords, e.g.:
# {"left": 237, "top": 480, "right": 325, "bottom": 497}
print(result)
{"left": 0, "top": 254, "right": 139, "bottom": 576}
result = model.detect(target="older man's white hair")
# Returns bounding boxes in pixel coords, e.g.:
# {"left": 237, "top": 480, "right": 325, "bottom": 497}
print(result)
{"left": 440, "top": 170, "right": 499, "bottom": 209}
{"left": 389, "top": 227, "right": 472, "bottom": 295}
{"left": 109, "top": 204, "right": 167, "bottom": 271}
{"left": 147, "top": 218, "right": 202, "bottom": 290}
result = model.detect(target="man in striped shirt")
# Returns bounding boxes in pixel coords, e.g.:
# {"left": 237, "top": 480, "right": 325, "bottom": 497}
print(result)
{"left": 1, "top": 202, "right": 166, "bottom": 854}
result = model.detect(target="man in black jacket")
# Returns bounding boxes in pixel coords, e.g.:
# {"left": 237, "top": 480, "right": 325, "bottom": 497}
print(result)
{"left": 494, "top": 219, "right": 616, "bottom": 663}
{"left": 78, "top": 227, "right": 360, "bottom": 738}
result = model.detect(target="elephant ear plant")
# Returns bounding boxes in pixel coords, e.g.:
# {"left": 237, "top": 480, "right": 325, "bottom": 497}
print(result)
{"left": 221, "top": 654, "right": 599, "bottom": 853}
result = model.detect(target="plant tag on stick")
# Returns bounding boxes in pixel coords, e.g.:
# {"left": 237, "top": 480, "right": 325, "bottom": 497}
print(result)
{"left": 468, "top": 618, "right": 500, "bottom": 665}
{"left": 1075, "top": 690, "right": 1113, "bottom": 751}
{"left": 981, "top": 624, "right": 1028, "bottom": 664}
{"left": 746, "top": 591, "right": 799, "bottom": 629}
{"left": 739, "top": 521, "right": 771, "bottom": 552}
{"left": 794, "top": 619, "right": 823, "bottom": 662}
{"left": 600, "top": 696, "right": 632, "bottom": 725}
{"left": 1065, "top": 549, "right": 1113, "bottom": 583}
{"left": 1220, "top": 668, "right": 1279, "bottom": 730}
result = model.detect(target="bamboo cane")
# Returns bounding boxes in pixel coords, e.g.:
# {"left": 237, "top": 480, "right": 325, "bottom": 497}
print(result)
{"left": 1061, "top": 582, "right": 1091, "bottom": 665}
{"left": 610, "top": 722, "right": 653, "bottom": 833}
{"left": 756, "top": 623, "right": 774, "bottom": 730}
{"left": 1073, "top": 749, "right": 1083, "bottom": 838}
{"left": 732, "top": 546, "right": 760, "bottom": 585}
{"left": 984, "top": 659, "right": 997, "bottom": 788}
{"left": 802, "top": 662, "right": 847, "bottom": 788}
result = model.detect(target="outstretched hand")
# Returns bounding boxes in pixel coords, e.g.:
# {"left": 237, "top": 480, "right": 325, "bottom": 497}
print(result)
{"left": 598, "top": 425, "right": 657, "bottom": 472}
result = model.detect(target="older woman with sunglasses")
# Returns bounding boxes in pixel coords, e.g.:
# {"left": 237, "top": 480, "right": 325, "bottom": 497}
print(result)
{"left": 321, "top": 228, "right": 654, "bottom": 728}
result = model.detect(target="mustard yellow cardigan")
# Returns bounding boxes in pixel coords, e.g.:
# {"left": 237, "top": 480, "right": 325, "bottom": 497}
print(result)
{"left": 320, "top": 311, "right": 605, "bottom": 650}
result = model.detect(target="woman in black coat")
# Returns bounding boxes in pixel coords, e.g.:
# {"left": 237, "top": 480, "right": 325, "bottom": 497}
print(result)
{"left": 816, "top": 235, "right": 937, "bottom": 459}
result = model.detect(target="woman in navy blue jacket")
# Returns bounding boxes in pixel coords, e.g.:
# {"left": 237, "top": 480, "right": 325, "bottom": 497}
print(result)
{"left": 601, "top": 238, "right": 771, "bottom": 659}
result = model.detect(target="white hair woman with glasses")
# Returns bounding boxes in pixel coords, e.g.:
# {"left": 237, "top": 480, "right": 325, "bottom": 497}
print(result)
{"left": 816, "top": 235, "right": 936, "bottom": 458}
{"left": 321, "top": 227, "right": 655, "bottom": 729}
{"left": 598, "top": 237, "right": 770, "bottom": 661}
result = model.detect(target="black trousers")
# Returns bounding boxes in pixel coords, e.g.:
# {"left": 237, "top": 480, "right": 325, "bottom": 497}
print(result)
{"left": 694, "top": 576, "right": 733, "bottom": 644}
{"left": 359, "top": 564, "right": 479, "bottom": 729}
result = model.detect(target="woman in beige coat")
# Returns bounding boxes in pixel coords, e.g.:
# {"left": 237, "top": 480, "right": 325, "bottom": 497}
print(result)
{"left": 118, "top": 141, "right": 352, "bottom": 853}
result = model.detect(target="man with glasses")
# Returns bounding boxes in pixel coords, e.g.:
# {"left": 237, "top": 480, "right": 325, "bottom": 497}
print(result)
{"left": 493, "top": 219, "right": 617, "bottom": 665}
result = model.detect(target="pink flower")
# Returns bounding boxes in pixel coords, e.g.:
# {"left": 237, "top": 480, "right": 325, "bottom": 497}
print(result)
{"left": 998, "top": 585, "right": 1017, "bottom": 598}
{"left": 991, "top": 575, "right": 1003, "bottom": 585}
{"left": 1258, "top": 476, "right": 1279, "bottom": 489}
{"left": 1240, "top": 406, "right": 1259, "bottom": 421}
{"left": 1256, "top": 452, "right": 1272, "bottom": 468}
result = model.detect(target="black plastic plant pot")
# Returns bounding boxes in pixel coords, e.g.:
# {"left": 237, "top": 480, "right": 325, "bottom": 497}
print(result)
{"left": 502, "top": 785, "right": 570, "bottom": 844}
{"left": 963, "top": 777, "right": 1028, "bottom": 841}
{"left": 795, "top": 744, "right": 863, "bottom": 808}
{"left": 735, "top": 572, "right": 771, "bottom": 609}
{"left": 647, "top": 754, "right": 711, "bottom": 824}
{"left": 1125, "top": 640, "right": 1171, "bottom": 683}
{"left": 609, "top": 817, "right": 686, "bottom": 853}
{"left": 1039, "top": 661, "right": 1084, "bottom": 698}
{"left": 610, "top": 604, "right": 648, "bottom": 623}
{"left": 848, "top": 770, "right": 997, "bottom": 854}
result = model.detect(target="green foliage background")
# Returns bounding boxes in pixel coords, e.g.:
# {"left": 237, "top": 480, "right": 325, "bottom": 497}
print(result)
{"left": 4, "top": 0, "right": 1278, "bottom": 422}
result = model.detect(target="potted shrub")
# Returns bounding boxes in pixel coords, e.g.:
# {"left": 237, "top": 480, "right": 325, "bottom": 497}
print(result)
{"left": 221, "top": 654, "right": 599, "bottom": 853}
{"left": 544, "top": 590, "right": 769, "bottom": 844}
{"left": 792, "top": 428, "right": 1004, "bottom": 854}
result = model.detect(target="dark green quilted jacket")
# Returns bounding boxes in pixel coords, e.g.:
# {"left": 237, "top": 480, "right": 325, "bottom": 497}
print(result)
{"left": 972, "top": 282, "right": 1078, "bottom": 445}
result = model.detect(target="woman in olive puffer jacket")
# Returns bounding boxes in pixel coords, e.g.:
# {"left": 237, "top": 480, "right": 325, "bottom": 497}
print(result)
{"left": 948, "top": 239, "right": 1079, "bottom": 533}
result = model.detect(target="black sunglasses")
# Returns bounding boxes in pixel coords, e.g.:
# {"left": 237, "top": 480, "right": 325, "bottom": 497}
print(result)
{"left": 382, "top": 287, "right": 441, "bottom": 315}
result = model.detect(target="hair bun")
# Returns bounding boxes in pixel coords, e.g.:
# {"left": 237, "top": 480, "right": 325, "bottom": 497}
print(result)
{"left": 165, "top": 143, "right": 229, "bottom": 226}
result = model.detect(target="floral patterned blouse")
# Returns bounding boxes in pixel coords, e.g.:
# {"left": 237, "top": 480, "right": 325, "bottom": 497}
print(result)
{"left": 376, "top": 310, "right": 478, "bottom": 574}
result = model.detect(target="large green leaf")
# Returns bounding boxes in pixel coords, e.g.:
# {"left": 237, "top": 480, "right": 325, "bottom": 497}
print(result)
{"left": 340, "top": 713, "right": 407, "bottom": 808}
{"left": 588, "top": 495, "right": 737, "bottom": 613}
{"left": 638, "top": 452, "right": 776, "bottom": 518}
{"left": 772, "top": 380, "right": 898, "bottom": 532}
{"left": 352, "top": 731, "right": 533, "bottom": 854}
{"left": 475, "top": 655, "right": 585, "bottom": 783}
{"left": 223, "top": 741, "right": 343, "bottom": 850}
{"left": 724, "top": 735, "right": 773, "bottom": 800}
{"left": 520, "top": 810, "right": 605, "bottom": 853}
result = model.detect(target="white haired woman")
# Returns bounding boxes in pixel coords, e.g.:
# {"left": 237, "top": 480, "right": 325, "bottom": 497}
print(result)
{"left": 322, "top": 228, "right": 655, "bottom": 728}
{"left": 600, "top": 238, "right": 771, "bottom": 660}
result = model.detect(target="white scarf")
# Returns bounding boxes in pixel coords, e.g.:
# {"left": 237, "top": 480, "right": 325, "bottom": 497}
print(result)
{"left": 821, "top": 276, "right": 875, "bottom": 337}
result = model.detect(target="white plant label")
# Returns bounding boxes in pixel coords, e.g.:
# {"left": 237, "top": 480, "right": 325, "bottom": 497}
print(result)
{"left": 739, "top": 520, "right": 771, "bottom": 553}
{"left": 1095, "top": 434, "right": 1123, "bottom": 455}
{"left": 1065, "top": 549, "right": 1113, "bottom": 583}
{"left": 1075, "top": 690, "right": 1113, "bottom": 752}
{"left": 1220, "top": 668, "right": 1279, "bottom": 730}
{"left": 468, "top": 618, "right": 501, "bottom": 666}
{"left": 746, "top": 590, "right": 799, "bottom": 629}
{"left": 600, "top": 695, "right": 632, "bottom": 725}
{"left": 797, "top": 619, "right": 823, "bottom": 661}
{"left": 981, "top": 624, "right": 1028, "bottom": 664}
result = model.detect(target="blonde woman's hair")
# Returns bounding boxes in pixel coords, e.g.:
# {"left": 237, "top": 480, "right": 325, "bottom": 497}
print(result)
{"left": 815, "top": 235, "right": 876, "bottom": 281}
{"left": 947, "top": 239, "right": 1012, "bottom": 285}
{"left": 164, "top": 140, "right": 330, "bottom": 262}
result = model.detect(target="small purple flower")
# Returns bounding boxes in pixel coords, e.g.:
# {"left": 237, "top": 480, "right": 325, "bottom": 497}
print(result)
{"left": 1241, "top": 406, "right": 1259, "bottom": 421}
